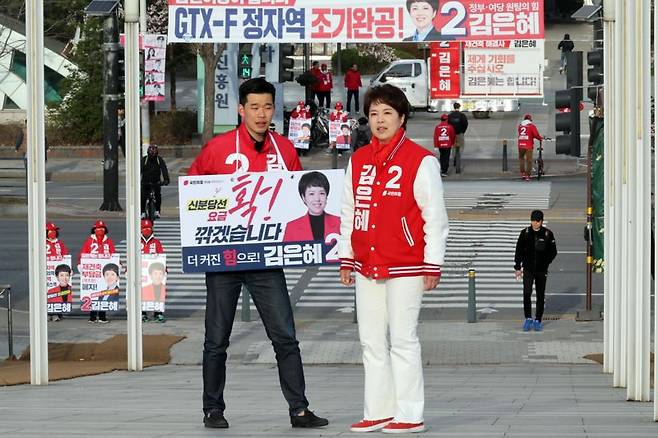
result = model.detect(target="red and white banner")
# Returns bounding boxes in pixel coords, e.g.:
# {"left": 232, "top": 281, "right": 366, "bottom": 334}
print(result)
{"left": 429, "top": 42, "right": 461, "bottom": 99}
{"left": 168, "top": 0, "right": 544, "bottom": 43}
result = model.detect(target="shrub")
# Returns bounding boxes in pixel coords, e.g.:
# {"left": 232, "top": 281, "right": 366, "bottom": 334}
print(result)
{"left": 150, "top": 110, "right": 197, "bottom": 144}
{"left": 0, "top": 123, "right": 23, "bottom": 148}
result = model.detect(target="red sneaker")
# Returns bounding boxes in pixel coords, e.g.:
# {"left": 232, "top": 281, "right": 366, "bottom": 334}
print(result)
{"left": 382, "top": 421, "right": 426, "bottom": 434}
{"left": 350, "top": 417, "right": 394, "bottom": 432}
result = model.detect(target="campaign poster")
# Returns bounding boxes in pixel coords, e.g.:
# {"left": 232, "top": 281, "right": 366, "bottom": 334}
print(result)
{"left": 143, "top": 34, "right": 167, "bottom": 102}
{"left": 214, "top": 43, "right": 240, "bottom": 126}
{"left": 141, "top": 254, "right": 167, "bottom": 313}
{"left": 288, "top": 118, "right": 312, "bottom": 150}
{"left": 179, "top": 169, "right": 345, "bottom": 272}
{"left": 46, "top": 255, "right": 73, "bottom": 314}
{"left": 329, "top": 120, "right": 352, "bottom": 150}
{"left": 79, "top": 254, "right": 122, "bottom": 313}
{"left": 429, "top": 41, "right": 461, "bottom": 99}
{"left": 168, "top": 0, "right": 545, "bottom": 43}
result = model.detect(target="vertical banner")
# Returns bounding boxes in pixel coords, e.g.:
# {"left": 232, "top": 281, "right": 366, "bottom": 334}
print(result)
{"left": 214, "top": 43, "right": 239, "bottom": 126}
{"left": 141, "top": 254, "right": 167, "bottom": 313}
{"left": 46, "top": 255, "right": 73, "bottom": 314}
{"left": 288, "top": 118, "right": 312, "bottom": 149}
{"left": 329, "top": 121, "right": 352, "bottom": 150}
{"left": 79, "top": 254, "right": 122, "bottom": 313}
{"left": 143, "top": 34, "right": 167, "bottom": 102}
{"left": 429, "top": 42, "right": 461, "bottom": 99}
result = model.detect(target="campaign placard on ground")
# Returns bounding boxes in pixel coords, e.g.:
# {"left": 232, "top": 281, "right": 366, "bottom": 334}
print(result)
{"left": 329, "top": 121, "right": 352, "bottom": 150}
{"left": 288, "top": 118, "right": 312, "bottom": 150}
{"left": 141, "top": 254, "right": 167, "bottom": 313}
{"left": 179, "top": 170, "right": 344, "bottom": 272}
{"left": 79, "top": 254, "right": 121, "bottom": 312}
{"left": 46, "top": 255, "right": 73, "bottom": 314}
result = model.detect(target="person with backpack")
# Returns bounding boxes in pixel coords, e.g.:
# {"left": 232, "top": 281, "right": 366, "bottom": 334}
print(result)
{"left": 141, "top": 144, "right": 170, "bottom": 219}
{"left": 447, "top": 103, "right": 468, "bottom": 173}
{"left": 433, "top": 114, "right": 456, "bottom": 176}
{"left": 557, "top": 33, "right": 575, "bottom": 75}
{"left": 514, "top": 210, "right": 558, "bottom": 332}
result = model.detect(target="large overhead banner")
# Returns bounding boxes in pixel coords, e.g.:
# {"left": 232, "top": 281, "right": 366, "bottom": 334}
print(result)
{"left": 168, "top": 0, "right": 544, "bottom": 43}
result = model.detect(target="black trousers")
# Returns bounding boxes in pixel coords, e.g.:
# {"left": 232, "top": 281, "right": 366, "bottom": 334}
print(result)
{"left": 523, "top": 270, "right": 547, "bottom": 321}
{"left": 346, "top": 89, "right": 359, "bottom": 113}
{"left": 317, "top": 91, "right": 331, "bottom": 108}
{"left": 202, "top": 269, "right": 309, "bottom": 416}
{"left": 141, "top": 183, "right": 162, "bottom": 212}
{"left": 438, "top": 148, "right": 451, "bottom": 174}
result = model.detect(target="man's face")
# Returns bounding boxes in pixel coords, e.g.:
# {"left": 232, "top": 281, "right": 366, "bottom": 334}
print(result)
{"left": 531, "top": 219, "right": 543, "bottom": 231}
{"left": 57, "top": 271, "right": 70, "bottom": 287}
{"left": 150, "top": 269, "right": 164, "bottom": 286}
{"left": 302, "top": 186, "right": 328, "bottom": 216}
{"left": 104, "top": 270, "right": 118, "bottom": 287}
{"left": 409, "top": 1, "right": 436, "bottom": 30}
{"left": 239, "top": 93, "right": 274, "bottom": 141}
{"left": 351, "top": 64, "right": 357, "bottom": 71}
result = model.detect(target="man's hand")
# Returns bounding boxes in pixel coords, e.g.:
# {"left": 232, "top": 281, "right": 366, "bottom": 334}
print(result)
{"left": 423, "top": 275, "right": 440, "bottom": 291}
{"left": 515, "top": 270, "right": 522, "bottom": 281}
{"left": 340, "top": 269, "right": 355, "bottom": 286}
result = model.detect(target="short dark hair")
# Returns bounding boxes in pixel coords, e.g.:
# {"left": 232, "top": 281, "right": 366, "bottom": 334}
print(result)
{"left": 406, "top": 0, "right": 437, "bottom": 12}
{"left": 149, "top": 262, "right": 165, "bottom": 275}
{"left": 340, "top": 124, "right": 349, "bottom": 131}
{"left": 55, "top": 264, "right": 71, "bottom": 276}
{"left": 102, "top": 263, "right": 119, "bottom": 276}
{"left": 358, "top": 117, "right": 368, "bottom": 125}
{"left": 312, "top": 61, "right": 319, "bottom": 67}
{"left": 531, "top": 210, "right": 544, "bottom": 221}
{"left": 238, "top": 77, "right": 276, "bottom": 106}
{"left": 298, "top": 171, "right": 330, "bottom": 198}
{"left": 453, "top": 102, "right": 461, "bottom": 110}
{"left": 301, "top": 123, "right": 311, "bottom": 130}
{"left": 364, "top": 84, "right": 410, "bottom": 130}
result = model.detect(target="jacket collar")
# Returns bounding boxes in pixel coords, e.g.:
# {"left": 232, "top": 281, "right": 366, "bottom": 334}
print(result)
{"left": 371, "top": 128, "right": 406, "bottom": 167}
{"left": 238, "top": 122, "right": 272, "bottom": 154}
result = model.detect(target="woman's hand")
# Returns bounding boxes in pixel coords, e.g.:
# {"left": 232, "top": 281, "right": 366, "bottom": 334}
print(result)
{"left": 423, "top": 275, "right": 439, "bottom": 291}
{"left": 340, "top": 268, "right": 355, "bottom": 286}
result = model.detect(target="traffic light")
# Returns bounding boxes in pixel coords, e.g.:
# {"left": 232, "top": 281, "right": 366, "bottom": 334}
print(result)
{"left": 238, "top": 53, "right": 253, "bottom": 79}
{"left": 587, "top": 49, "right": 603, "bottom": 104}
{"left": 554, "top": 51, "right": 582, "bottom": 157}
{"left": 278, "top": 43, "right": 295, "bottom": 82}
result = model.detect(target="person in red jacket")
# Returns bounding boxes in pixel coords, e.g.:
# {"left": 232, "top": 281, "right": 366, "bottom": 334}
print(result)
{"left": 344, "top": 64, "right": 362, "bottom": 113}
{"left": 339, "top": 84, "right": 449, "bottom": 434}
{"left": 188, "top": 78, "right": 327, "bottom": 431}
{"left": 283, "top": 171, "right": 341, "bottom": 243}
{"left": 310, "top": 61, "right": 321, "bottom": 104}
{"left": 316, "top": 63, "right": 333, "bottom": 108}
{"left": 46, "top": 222, "right": 69, "bottom": 258}
{"left": 433, "top": 114, "right": 456, "bottom": 176}
{"left": 517, "top": 114, "right": 543, "bottom": 181}
{"left": 140, "top": 219, "right": 166, "bottom": 322}
{"left": 79, "top": 220, "right": 116, "bottom": 323}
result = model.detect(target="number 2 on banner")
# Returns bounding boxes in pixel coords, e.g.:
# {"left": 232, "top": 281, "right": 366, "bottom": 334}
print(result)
{"left": 81, "top": 296, "right": 92, "bottom": 312}
{"left": 441, "top": 1, "right": 467, "bottom": 37}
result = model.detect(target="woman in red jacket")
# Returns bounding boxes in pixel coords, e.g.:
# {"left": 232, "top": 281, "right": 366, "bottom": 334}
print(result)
{"left": 339, "top": 85, "right": 449, "bottom": 434}
{"left": 79, "top": 220, "right": 116, "bottom": 323}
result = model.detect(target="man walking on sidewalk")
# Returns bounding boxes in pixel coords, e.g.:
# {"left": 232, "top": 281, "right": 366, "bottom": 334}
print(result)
{"left": 447, "top": 102, "right": 468, "bottom": 173}
{"left": 514, "top": 210, "right": 558, "bottom": 332}
{"left": 433, "top": 114, "right": 455, "bottom": 176}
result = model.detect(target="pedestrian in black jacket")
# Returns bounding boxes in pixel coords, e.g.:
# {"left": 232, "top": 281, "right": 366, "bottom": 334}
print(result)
{"left": 447, "top": 102, "right": 468, "bottom": 173}
{"left": 514, "top": 210, "right": 557, "bottom": 332}
{"left": 141, "top": 145, "right": 170, "bottom": 218}
{"left": 557, "top": 33, "right": 575, "bottom": 74}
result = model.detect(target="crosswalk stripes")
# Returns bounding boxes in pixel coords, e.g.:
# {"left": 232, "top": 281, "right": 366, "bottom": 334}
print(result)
{"left": 117, "top": 220, "right": 538, "bottom": 313}
{"left": 443, "top": 180, "right": 550, "bottom": 210}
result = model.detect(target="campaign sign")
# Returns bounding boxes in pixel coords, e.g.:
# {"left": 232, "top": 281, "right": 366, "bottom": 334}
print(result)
{"left": 179, "top": 169, "right": 345, "bottom": 272}
{"left": 329, "top": 121, "right": 352, "bottom": 150}
{"left": 143, "top": 34, "right": 167, "bottom": 102}
{"left": 141, "top": 254, "right": 167, "bottom": 313}
{"left": 168, "top": 0, "right": 544, "bottom": 43}
{"left": 288, "top": 118, "right": 312, "bottom": 150}
{"left": 46, "top": 255, "right": 73, "bottom": 314}
{"left": 79, "top": 254, "right": 121, "bottom": 313}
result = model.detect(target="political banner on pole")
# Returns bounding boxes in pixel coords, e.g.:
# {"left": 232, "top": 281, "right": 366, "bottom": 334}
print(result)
{"left": 141, "top": 254, "right": 167, "bottom": 312}
{"left": 429, "top": 41, "right": 461, "bottom": 99}
{"left": 168, "top": 0, "right": 545, "bottom": 43}
{"left": 143, "top": 34, "right": 168, "bottom": 102}
{"left": 214, "top": 43, "right": 240, "bottom": 126}
{"left": 79, "top": 254, "right": 121, "bottom": 313}
{"left": 46, "top": 255, "right": 73, "bottom": 314}
{"left": 462, "top": 39, "right": 544, "bottom": 96}
{"left": 288, "top": 118, "right": 312, "bottom": 149}
{"left": 329, "top": 121, "right": 352, "bottom": 150}
{"left": 178, "top": 169, "right": 344, "bottom": 272}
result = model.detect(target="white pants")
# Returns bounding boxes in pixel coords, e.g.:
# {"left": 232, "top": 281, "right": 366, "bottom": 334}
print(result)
{"left": 355, "top": 273, "right": 425, "bottom": 423}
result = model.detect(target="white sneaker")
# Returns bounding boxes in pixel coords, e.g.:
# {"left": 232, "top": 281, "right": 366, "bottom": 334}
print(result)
{"left": 155, "top": 211, "right": 161, "bottom": 219}
{"left": 140, "top": 212, "right": 146, "bottom": 219}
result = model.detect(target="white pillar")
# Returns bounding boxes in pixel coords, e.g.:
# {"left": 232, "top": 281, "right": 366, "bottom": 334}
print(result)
{"left": 655, "top": 0, "right": 658, "bottom": 417}
{"left": 26, "top": 0, "right": 48, "bottom": 385}
{"left": 601, "top": 0, "right": 614, "bottom": 375}
{"left": 139, "top": 0, "right": 150, "bottom": 155}
{"left": 125, "top": 0, "right": 143, "bottom": 371}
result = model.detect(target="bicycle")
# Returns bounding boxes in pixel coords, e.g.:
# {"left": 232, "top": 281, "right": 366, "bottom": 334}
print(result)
{"left": 535, "top": 137, "right": 552, "bottom": 180}
{"left": 142, "top": 182, "right": 161, "bottom": 221}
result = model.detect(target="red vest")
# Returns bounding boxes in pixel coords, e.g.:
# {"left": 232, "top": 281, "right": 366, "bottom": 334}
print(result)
{"left": 517, "top": 121, "right": 542, "bottom": 149}
{"left": 141, "top": 236, "right": 164, "bottom": 254}
{"left": 433, "top": 121, "right": 456, "bottom": 148}
{"left": 46, "top": 239, "right": 69, "bottom": 258}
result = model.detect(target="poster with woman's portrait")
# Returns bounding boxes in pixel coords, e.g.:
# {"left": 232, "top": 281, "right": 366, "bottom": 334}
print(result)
{"left": 141, "top": 254, "right": 167, "bottom": 313}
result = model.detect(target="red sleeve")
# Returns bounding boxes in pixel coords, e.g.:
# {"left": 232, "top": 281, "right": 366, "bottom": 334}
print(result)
{"left": 433, "top": 125, "right": 440, "bottom": 148}
{"left": 358, "top": 73, "right": 362, "bottom": 87}
{"left": 156, "top": 239, "right": 165, "bottom": 254}
{"left": 449, "top": 125, "right": 456, "bottom": 144}
{"left": 288, "top": 151, "right": 303, "bottom": 171}
{"left": 329, "top": 73, "right": 333, "bottom": 88}
{"left": 107, "top": 238, "right": 116, "bottom": 254}
{"left": 532, "top": 124, "right": 543, "bottom": 141}
{"left": 61, "top": 242, "right": 70, "bottom": 256}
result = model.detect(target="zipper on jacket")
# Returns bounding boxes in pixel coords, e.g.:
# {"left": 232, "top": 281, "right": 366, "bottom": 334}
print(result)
{"left": 401, "top": 217, "right": 415, "bottom": 247}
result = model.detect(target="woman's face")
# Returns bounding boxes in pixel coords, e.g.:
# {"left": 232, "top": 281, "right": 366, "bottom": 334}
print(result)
{"left": 368, "top": 102, "right": 405, "bottom": 144}
{"left": 150, "top": 269, "right": 164, "bottom": 286}
{"left": 302, "top": 186, "right": 328, "bottom": 216}
{"left": 104, "top": 270, "right": 118, "bottom": 287}
{"left": 57, "top": 271, "right": 70, "bottom": 287}
{"left": 409, "top": 1, "right": 436, "bottom": 30}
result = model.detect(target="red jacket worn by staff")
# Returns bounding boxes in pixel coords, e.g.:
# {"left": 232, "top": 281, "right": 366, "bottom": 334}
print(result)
{"left": 338, "top": 129, "right": 449, "bottom": 279}
{"left": 433, "top": 121, "right": 456, "bottom": 149}
{"left": 517, "top": 119, "right": 542, "bottom": 150}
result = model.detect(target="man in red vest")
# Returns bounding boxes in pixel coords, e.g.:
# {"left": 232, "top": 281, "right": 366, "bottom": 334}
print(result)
{"left": 517, "top": 114, "right": 543, "bottom": 181}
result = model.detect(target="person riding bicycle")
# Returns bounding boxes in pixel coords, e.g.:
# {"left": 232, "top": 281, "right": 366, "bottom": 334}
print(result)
{"left": 141, "top": 144, "right": 170, "bottom": 219}
{"left": 517, "top": 114, "right": 543, "bottom": 181}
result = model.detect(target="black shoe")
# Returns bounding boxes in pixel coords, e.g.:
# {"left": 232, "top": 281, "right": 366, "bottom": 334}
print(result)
{"left": 290, "top": 409, "right": 329, "bottom": 428}
{"left": 203, "top": 410, "right": 229, "bottom": 428}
